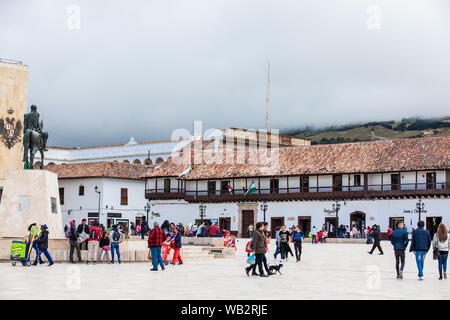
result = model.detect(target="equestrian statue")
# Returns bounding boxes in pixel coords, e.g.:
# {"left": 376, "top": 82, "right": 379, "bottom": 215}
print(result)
{"left": 22, "top": 105, "right": 48, "bottom": 169}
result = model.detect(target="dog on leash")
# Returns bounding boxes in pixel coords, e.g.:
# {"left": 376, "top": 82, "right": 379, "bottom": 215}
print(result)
{"left": 269, "top": 263, "right": 283, "bottom": 275}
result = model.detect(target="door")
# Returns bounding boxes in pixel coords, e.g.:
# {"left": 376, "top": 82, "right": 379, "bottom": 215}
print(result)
{"left": 298, "top": 216, "right": 311, "bottom": 235}
{"left": 270, "top": 179, "right": 279, "bottom": 194}
{"left": 107, "top": 218, "right": 115, "bottom": 228}
{"left": 241, "top": 210, "right": 254, "bottom": 238}
{"left": 350, "top": 212, "right": 366, "bottom": 236}
{"left": 426, "top": 172, "right": 436, "bottom": 190}
{"left": 389, "top": 217, "right": 404, "bottom": 229}
{"left": 426, "top": 216, "right": 442, "bottom": 238}
{"left": 219, "top": 217, "right": 231, "bottom": 232}
{"left": 300, "top": 176, "right": 309, "bottom": 192}
{"left": 270, "top": 217, "right": 285, "bottom": 238}
{"left": 208, "top": 181, "right": 216, "bottom": 196}
{"left": 325, "top": 217, "right": 337, "bottom": 236}
{"left": 391, "top": 174, "right": 400, "bottom": 190}
{"left": 333, "top": 175, "right": 342, "bottom": 192}
{"left": 116, "top": 219, "right": 129, "bottom": 234}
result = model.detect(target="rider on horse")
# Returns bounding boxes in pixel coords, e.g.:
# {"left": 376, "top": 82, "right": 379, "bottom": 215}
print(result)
{"left": 23, "top": 105, "right": 48, "bottom": 165}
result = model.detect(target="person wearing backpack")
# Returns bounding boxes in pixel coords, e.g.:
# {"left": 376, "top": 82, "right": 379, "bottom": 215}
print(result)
{"left": 432, "top": 223, "right": 450, "bottom": 280}
{"left": 110, "top": 225, "right": 124, "bottom": 264}
{"left": 87, "top": 222, "right": 101, "bottom": 264}
{"left": 140, "top": 216, "right": 149, "bottom": 239}
{"left": 68, "top": 220, "right": 82, "bottom": 264}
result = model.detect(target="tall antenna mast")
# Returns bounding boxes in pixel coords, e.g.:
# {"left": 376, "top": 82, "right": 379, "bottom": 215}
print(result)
{"left": 265, "top": 61, "right": 270, "bottom": 131}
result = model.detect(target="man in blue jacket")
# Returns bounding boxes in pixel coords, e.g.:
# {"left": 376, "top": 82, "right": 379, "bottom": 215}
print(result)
{"left": 409, "top": 220, "right": 431, "bottom": 280}
{"left": 390, "top": 221, "right": 409, "bottom": 279}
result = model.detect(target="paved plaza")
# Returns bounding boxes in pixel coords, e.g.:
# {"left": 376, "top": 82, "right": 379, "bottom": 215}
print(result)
{"left": 0, "top": 239, "right": 448, "bottom": 300}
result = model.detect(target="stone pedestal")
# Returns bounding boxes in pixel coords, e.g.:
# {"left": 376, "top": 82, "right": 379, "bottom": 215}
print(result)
{"left": 0, "top": 169, "right": 64, "bottom": 239}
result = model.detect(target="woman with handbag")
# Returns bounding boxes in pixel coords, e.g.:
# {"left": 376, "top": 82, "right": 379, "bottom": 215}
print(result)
{"left": 432, "top": 223, "right": 450, "bottom": 280}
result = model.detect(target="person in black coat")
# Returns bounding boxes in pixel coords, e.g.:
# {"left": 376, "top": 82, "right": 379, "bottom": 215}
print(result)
{"left": 368, "top": 224, "right": 384, "bottom": 255}
{"left": 33, "top": 224, "right": 54, "bottom": 266}
{"left": 76, "top": 219, "right": 90, "bottom": 250}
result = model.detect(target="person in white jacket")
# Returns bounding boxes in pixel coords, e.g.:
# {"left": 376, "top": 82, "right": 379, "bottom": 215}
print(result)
{"left": 432, "top": 223, "right": 450, "bottom": 280}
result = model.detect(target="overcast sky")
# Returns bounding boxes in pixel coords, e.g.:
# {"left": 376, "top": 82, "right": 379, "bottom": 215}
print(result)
{"left": 1, "top": 0, "right": 449, "bottom": 147}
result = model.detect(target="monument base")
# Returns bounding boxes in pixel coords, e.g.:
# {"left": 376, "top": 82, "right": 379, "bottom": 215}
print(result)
{"left": 0, "top": 169, "right": 64, "bottom": 239}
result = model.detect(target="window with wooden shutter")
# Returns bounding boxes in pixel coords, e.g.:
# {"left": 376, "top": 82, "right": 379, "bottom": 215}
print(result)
{"left": 120, "top": 188, "right": 128, "bottom": 205}
{"left": 79, "top": 185, "right": 84, "bottom": 196}
{"left": 59, "top": 187, "right": 64, "bottom": 205}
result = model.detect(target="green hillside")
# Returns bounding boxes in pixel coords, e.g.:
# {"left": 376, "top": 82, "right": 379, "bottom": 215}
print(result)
{"left": 287, "top": 117, "right": 450, "bottom": 145}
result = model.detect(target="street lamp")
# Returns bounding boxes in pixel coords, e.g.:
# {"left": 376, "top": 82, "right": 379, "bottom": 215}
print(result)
{"left": 199, "top": 202, "right": 207, "bottom": 224}
{"left": 94, "top": 186, "right": 101, "bottom": 225}
{"left": 416, "top": 198, "right": 425, "bottom": 221}
{"left": 260, "top": 202, "right": 268, "bottom": 223}
{"left": 332, "top": 200, "right": 341, "bottom": 237}
{"left": 144, "top": 201, "right": 151, "bottom": 222}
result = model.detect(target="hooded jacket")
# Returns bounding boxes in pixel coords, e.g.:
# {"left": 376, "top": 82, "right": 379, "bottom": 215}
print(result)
{"left": 37, "top": 229, "right": 49, "bottom": 250}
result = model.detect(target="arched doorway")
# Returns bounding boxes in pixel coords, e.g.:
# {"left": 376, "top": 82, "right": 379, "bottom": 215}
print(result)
{"left": 123, "top": 160, "right": 130, "bottom": 163}
{"left": 133, "top": 159, "right": 141, "bottom": 164}
{"left": 144, "top": 158, "right": 153, "bottom": 165}
{"left": 350, "top": 211, "right": 366, "bottom": 236}
{"left": 156, "top": 157, "right": 164, "bottom": 164}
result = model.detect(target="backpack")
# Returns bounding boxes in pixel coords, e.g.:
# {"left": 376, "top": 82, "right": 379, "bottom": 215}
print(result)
{"left": 90, "top": 228, "right": 98, "bottom": 240}
{"left": 112, "top": 230, "right": 121, "bottom": 242}
{"left": 65, "top": 228, "right": 70, "bottom": 239}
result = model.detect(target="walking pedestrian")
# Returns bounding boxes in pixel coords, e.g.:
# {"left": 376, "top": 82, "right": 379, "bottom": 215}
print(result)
{"left": 432, "top": 223, "right": 449, "bottom": 280}
{"left": 245, "top": 222, "right": 268, "bottom": 277}
{"left": 110, "top": 224, "right": 124, "bottom": 264}
{"left": 390, "top": 221, "right": 409, "bottom": 279}
{"left": 410, "top": 220, "right": 431, "bottom": 280}
{"left": 148, "top": 222, "right": 166, "bottom": 271}
{"left": 99, "top": 232, "right": 112, "bottom": 263}
{"left": 171, "top": 227, "right": 183, "bottom": 265}
{"left": 278, "top": 225, "right": 290, "bottom": 262}
{"left": 68, "top": 220, "right": 82, "bottom": 263}
{"left": 33, "top": 224, "right": 54, "bottom": 266}
{"left": 293, "top": 226, "right": 304, "bottom": 262}
{"left": 368, "top": 225, "right": 384, "bottom": 255}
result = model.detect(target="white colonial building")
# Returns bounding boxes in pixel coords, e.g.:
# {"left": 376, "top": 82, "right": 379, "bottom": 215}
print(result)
{"left": 143, "top": 136, "right": 450, "bottom": 239}
{"left": 46, "top": 162, "right": 153, "bottom": 229}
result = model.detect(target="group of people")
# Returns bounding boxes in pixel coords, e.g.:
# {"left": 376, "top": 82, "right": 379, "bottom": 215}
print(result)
{"left": 26, "top": 223, "right": 54, "bottom": 266}
{"left": 370, "top": 220, "right": 449, "bottom": 280}
{"left": 245, "top": 223, "right": 306, "bottom": 278}
{"left": 66, "top": 218, "right": 125, "bottom": 264}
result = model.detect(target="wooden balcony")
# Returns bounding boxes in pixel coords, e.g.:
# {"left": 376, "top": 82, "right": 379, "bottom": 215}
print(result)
{"left": 145, "top": 182, "right": 450, "bottom": 202}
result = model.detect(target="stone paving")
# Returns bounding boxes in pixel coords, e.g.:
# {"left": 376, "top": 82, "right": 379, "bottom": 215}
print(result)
{"left": 0, "top": 239, "right": 448, "bottom": 300}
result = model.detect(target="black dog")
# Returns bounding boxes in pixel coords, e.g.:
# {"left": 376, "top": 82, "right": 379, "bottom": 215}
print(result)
{"left": 269, "top": 263, "right": 283, "bottom": 275}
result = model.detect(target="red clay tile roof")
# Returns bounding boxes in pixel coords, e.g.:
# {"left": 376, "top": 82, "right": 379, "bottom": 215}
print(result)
{"left": 142, "top": 137, "right": 450, "bottom": 180}
{"left": 45, "top": 161, "right": 155, "bottom": 180}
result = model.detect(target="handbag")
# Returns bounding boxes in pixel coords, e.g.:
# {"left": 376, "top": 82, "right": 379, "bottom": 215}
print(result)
{"left": 246, "top": 253, "right": 255, "bottom": 265}
{"left": 433, "top": 236, "right": 440, "bottom": 260}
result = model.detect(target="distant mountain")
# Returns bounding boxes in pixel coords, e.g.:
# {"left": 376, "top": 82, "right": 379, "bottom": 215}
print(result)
{"left": 284, "top": 117, "right": 450, "bottom": 145}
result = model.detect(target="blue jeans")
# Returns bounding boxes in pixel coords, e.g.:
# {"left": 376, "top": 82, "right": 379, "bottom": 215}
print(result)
{"left": 111, "top": 243, "right": 121, "bottom": 263}
{"left": 274, "top": 245, "right": 280, "bottom": 259}
{"left": 438, "top": 253, "right": 448, "bottom": 277}
{"left": 150, "top": 247, "right": 165, "bottom": 270}
{"left": 415, "top": 251, "right": 427, "bottom": 277}
{"left": 34, "top": 249, "right": 53, "bottom": 265}
{"left": 33, "top": 242, "right": 43, "bottom": 264}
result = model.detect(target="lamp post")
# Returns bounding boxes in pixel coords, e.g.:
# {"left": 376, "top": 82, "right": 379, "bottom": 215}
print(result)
{"left": 260, "top": 201, "right": 268, "bottom": 223}
{"left": 94, "top": 186, "right": 101, "bottom": 225}
{"left": 199, "top": 202, "right": 207, "bottom": 224}
{"left": 332, "top": 200, "right": 341, "bottom": 237}
{"left": 416, "top": 198, "right": 425, "bottom": 222}
{"left": 144, "top": 201, "right": 151, "bottom": 222}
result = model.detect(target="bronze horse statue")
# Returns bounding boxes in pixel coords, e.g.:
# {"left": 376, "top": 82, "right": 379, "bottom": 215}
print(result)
{"left": 23, "top": 120, "right": 48, "bottom": 169}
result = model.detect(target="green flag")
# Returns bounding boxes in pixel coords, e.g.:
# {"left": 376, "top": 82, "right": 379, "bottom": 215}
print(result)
{"left": 244, "top": 181, "right": 257, "bottom": 197}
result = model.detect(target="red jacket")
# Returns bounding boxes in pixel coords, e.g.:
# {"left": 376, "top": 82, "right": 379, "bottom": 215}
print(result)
{"left": 88, "top": 227, "right": 101, "bottom": 241}
{"left": 148, "top": 227, "right": 166, "bottom": 247}
{"left": 206, "top": 224, "right": 220, "bottom": 237}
